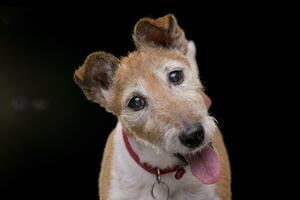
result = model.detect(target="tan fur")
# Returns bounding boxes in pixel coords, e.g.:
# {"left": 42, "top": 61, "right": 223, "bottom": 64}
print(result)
{"left": 214, "top": 128, "right": 232, "bottom": 200}
{"left": 74, "top": 14, "right": 231, "bottom": 200}
{"left": 99, "top": 129, "right": 115, "bottom": 200}
{"left": 109, "top": 47, "right": 191, "bottom": 113}
{"left": 107, "top": 48, "right": 204, "bottom": 145}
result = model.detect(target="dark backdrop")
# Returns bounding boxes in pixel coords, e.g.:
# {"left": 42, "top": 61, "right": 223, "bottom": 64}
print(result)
{"left": 0, "top": 5, "right": 278, "bottom": 200}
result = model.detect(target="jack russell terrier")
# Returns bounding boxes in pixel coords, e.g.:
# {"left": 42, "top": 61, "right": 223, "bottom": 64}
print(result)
{"left": 74, "top": 14, "right": 231, "bottom": 200}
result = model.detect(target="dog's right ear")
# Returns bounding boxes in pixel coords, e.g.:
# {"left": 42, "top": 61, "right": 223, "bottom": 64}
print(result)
{"left": 133, "top": 14, "right": 188, "bottom": 54}
{"left": 74, "top": 52, "right": 119, "bottom": 108}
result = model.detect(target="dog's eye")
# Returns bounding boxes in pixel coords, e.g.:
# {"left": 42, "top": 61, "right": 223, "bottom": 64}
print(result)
{"left": 168, "top": 70, "right": 184, "bottom": 85}
{"left": 128, "top": 96, "right": 146, "bottom": 111}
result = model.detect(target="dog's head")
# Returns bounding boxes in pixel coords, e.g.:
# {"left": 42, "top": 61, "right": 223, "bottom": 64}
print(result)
{"left": 74, "top": 14, "right": 216, "bottom": 160}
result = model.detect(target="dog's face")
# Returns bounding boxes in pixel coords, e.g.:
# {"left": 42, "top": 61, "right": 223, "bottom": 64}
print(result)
{"left": 74, "top": 14, "right": 216, "bottom": 160}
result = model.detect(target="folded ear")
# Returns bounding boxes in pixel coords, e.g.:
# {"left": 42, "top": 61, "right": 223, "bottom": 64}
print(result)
{"left": 73, "top": 52, "right": 119, "bottom": 108}
{"left": 133, "top": 14, "right": 188, "bottom": 54}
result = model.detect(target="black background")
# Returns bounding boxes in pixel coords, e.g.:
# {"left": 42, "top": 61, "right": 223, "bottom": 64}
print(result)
{"left": 0, "top": 5, "right": 283, "bottom": 200}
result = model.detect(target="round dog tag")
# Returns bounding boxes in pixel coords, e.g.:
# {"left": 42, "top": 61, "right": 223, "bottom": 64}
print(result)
{"left": 151, "top": 181, "right": 170, "bottom": 200}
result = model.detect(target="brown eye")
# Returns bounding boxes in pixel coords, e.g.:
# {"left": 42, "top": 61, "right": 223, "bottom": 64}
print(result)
{"left": 128, "top": 96, "right": 146, "bottom": 111}
{"left": 168, "top": 70, "right": 184, "bottom": 85}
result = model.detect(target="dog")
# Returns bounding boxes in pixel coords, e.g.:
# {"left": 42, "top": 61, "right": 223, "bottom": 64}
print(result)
{"left": 74, "top": 14, "right": 231, "bottom": 200}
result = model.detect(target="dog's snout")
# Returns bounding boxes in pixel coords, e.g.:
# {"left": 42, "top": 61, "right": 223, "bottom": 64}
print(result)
{"left": 179, "top": 124, "right": 204, "bottom": 148}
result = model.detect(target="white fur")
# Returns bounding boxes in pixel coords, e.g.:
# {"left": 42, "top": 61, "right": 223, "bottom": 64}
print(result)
{"left": 106, "top": 41, "right": 220, "bottom": 199}
{"left": 163, "top": 116, "right": 217, "bottom": 157}
{"left": 107, "top": 122, "right": 220, "bottom": 200}
{"left": 186, "top": 41, "right": 199, "bottom": 77}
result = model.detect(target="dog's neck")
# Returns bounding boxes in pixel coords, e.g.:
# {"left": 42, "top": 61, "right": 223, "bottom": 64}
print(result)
{"left": 119, "top": 123, "right": 180, "bottom": 169}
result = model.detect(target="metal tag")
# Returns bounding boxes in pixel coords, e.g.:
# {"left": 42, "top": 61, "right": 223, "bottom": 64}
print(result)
{"left": 151, "top": 168, "right": 170, "bottom": 200}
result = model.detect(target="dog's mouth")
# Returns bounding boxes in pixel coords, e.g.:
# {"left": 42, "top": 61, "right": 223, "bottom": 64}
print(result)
{"left": 175, "top": 142, "right": 220, "bottom": 184}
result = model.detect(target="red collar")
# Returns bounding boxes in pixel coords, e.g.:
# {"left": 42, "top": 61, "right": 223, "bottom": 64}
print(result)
{"left": 122, "top": 129, "right": 185, "bottom": 179}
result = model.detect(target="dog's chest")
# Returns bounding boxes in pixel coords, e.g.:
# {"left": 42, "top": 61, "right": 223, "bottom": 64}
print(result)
{"left": 105, "top": 124, "right": 219, "bottom": 200}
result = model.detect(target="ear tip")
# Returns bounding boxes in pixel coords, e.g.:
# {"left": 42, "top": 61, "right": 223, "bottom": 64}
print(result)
{"left": 167, "top": 14, "right": 176, "bottom": 21}
{"left": 134, "top": 17, "right": 151, "bottom": 31}
{"left": 134, "top": 19, "right": 146, "bottom": 30}
{"left": 85, "top": 51, "right": 109, "bottom": 63}
{"left": 133, "top": 14, "right": 177, "bottom": 37}
{"left": 134, "top": 14, "right": 177, "bottom": 28}
{"left": 84, "top": 51, "right": 119, "bottom": 69}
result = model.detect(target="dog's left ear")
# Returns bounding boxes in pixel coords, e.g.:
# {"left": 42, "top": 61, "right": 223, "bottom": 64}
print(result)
{"left": 133, "top": 14, "right": 188, "bottom": 54}
{"left": 73, "top": 52, "right": 119, "bottom": 111}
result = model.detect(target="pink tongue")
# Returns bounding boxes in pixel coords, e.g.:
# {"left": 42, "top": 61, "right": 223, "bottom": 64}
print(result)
{"left": 187, "top": 145, "right": 220, "bottom": 184}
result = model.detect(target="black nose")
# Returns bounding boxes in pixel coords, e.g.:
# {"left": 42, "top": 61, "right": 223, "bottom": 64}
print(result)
{"left": 179, "top": 124, "right": 204, "bottom": 148}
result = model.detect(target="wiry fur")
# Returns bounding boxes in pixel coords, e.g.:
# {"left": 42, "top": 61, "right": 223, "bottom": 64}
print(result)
{"left": 74, "top": 14, "right": 231, "bottom": 200}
